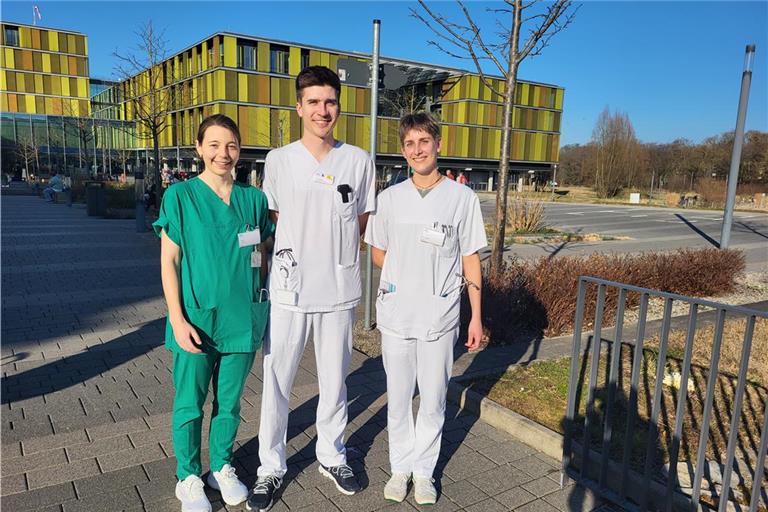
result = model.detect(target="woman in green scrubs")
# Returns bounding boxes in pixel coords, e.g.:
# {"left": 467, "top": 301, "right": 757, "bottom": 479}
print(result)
{"left": 154, "top": 114, "right": 273, "bottom": 512}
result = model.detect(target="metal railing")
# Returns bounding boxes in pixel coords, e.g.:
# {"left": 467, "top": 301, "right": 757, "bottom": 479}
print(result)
{"left": 561, "top": 276, "right": 767, "bottom": 512}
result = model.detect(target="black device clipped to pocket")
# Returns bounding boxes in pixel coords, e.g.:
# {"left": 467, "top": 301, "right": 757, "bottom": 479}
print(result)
{"left": 337, "top": 184, "right": 352, "bottom": 203}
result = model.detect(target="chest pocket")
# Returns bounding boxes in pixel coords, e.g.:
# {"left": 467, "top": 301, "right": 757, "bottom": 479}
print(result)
{"left": 333, "top": 190, "right": 359, "bottom": 267}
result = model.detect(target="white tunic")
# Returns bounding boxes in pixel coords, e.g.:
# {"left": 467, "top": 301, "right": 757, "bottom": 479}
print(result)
{"left": 263, "top": 140, "right": 376, "bottom": 313}
{"left": 364, "top": 178, "right": 487, "bottom": 341}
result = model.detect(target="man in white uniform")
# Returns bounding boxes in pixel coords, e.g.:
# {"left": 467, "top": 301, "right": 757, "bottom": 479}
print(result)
{"left": 364, "top": 112, "right": 486, "bottom": 505}
{"left": 247, "top": 66, "right": 375, "bottom": 512}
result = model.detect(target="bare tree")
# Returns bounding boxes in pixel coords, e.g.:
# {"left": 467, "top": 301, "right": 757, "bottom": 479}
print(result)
{"left": 380, "top": 86, "right": 429, "bottom": 118}
{"left": 412, "top": 0, "right": 577, "bottom": 277}
{"left": 114, "top": 20, "right": 174, "bottom": 207}
{"left": 592, "top": 108, "right": 641, "bottom": 198}
{"left": 15, "top": 135, "right": 40, "bottom": 179}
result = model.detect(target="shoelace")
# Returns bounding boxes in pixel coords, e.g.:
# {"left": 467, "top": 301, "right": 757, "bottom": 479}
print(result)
{"left": 218, "top": 465, "right": 238, "bottom": 484}
{"left": 331, "top": 464, "right": 354, "bottom": 479}
{"left": 252, "top": 475, "right": 281, "bottom": 495}
{"left": 185, "top": 477, "right": 206, "bottom": 499}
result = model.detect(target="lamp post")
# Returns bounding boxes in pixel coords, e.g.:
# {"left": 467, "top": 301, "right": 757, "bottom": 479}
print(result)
{"left": 720, "top": 44, "right": 755, "bottom": 249}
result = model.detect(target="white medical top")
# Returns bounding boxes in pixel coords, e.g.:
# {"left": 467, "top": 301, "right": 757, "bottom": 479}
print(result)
{"left": 263, "top": 140, "right": 376, "bottom": 313}
{"left": 364, "top": 177, "right": 487, "bottom": 340}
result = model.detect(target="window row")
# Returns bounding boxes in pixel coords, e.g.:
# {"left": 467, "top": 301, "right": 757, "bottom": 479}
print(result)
{"left": 0, "top": 48, "right": 88, "bottom": 77}
{"left": 1, "top": 71, "right": 89, "bottom": 98}
{"left": 1, "top": 25, "right": 87, "bottom": 55}
{"left": 441, "top": 76, "right": 564, "bottom": 110}
{"left": 441, "top": 102, "right": 561, "bottom": 132}
{"left": 1, "top": 92, "right": 89, "bottom": 116}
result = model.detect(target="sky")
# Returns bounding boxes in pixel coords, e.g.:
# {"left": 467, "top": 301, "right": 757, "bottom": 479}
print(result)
{"left": 2, "top": 1, "right": 767, "bottom": 146}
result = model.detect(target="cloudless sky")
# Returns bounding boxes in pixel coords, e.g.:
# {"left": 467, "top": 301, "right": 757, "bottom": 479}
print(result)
{"left": 2, "top": 1, "right": 766, "bottom": 146}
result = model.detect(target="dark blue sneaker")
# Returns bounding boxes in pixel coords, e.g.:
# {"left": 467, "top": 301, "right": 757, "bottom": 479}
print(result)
{"left": 245, "top": 474, "right": 282, "bottom": 511}
{"left": 318, "top": 463, "right": 361, "bottom": 495}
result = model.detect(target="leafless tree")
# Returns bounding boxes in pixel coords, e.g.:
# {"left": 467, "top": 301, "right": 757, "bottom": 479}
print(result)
{"left": 592, "top": 107, "right": 641, "bottom": 198}
{"left": 114, "top": 20, "right": 174, "bottom": 207}
{"left": 412, "top": 0, "right": 577, "bottom": 277}
{"left": 15, "top": 135, "right": 40, "bottom": 179}
{"left": 380, "top": 86, "right": 429, "bottom": 118}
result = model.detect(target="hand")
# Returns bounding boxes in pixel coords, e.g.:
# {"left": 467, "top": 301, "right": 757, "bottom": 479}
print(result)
{"left": 171, "top": 318, "right": 203, "bottom": 353}
{"left": 465, "top": 317, "right": 484, "bottom": 351}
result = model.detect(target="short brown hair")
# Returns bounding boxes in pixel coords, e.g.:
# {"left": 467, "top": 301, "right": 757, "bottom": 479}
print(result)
{"left": 196, "top": 114, "right": 241, "bottom": 146}
{"left": 296, "top": 66, "right": 341, "bottom": 101}
{"left": 398, "top": 112, "right": 441, "bottom": 144}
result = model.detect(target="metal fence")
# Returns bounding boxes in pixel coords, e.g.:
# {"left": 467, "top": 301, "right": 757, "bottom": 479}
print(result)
{"left": 561, "top": 276, "right": 767, "bottom": 512}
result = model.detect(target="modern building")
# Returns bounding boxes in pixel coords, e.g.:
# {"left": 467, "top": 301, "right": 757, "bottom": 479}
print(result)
{"left": 2, "top": 22, "right": 564, "bottom": 188}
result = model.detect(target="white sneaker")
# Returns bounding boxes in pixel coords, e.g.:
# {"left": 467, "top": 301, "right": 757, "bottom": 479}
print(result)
{"left": 413, "top": 476, "right": 437, "bottom": 505}
{"left": 175, "top": 475, "right": 212, "bottom": 512}
{"left": 206, "top": 464, "right": 248, "bottom": 506}
{"left": 384, "top": 472, "right": 410, "bottom": 502}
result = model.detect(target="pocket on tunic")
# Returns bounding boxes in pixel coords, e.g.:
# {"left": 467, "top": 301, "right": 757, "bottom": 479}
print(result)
{"left": 250, "top": 300, "right": 270, "bottom": 346}
{"left": 334, "top": 198, "right": 359, "bottom": 267}
{"left": 427, "top": 292, "right": 461, "bottom": 338}
{"left": 183, "top": 305, "right": 216, "bottom": 344}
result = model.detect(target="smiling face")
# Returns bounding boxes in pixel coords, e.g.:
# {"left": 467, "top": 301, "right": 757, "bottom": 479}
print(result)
{"left": 401, "top": 128, "right": 441, "bottom": 177}
{"left": 296, "top": 85, "right": 340, "bottom": 142}
{"left": 195, "top": 124, "right": 240, "bottom": 177}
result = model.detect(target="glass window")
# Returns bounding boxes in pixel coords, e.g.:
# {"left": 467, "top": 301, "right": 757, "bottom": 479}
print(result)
{"left": 4, "top": 26, "right": 19, "bottom": 47}
{"left": 270, "top": 45, "right": 289, "bottom": 74}
{"left": 219, "top": 42, "right": 224, "bottom": 66}
{"left": 238, "top": 42, "right": 257, "bottom": 71}
{"left": 301, "top": 49, "right": 310, "bottom": 71}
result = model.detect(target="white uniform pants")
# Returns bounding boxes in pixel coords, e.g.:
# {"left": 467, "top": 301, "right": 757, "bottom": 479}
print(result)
{"left": 257, "top": 307, "right": 354, "bottom": 477}
{"left": 381, "top": 328, "right": 457, "bottom": 479}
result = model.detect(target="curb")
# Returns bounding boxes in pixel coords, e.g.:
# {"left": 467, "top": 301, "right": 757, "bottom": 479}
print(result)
{"left": 447, "top": 378, "right": 563, "bottom": 461}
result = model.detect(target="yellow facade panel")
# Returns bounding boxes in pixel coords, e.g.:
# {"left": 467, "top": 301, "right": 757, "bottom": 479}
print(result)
{"left": 0, "top": 93, "right": 8, "bottom": 112}
{"left": 257, "top": 42, "right": 270, "bottom": 72}
{"left": 48, "top": 31, "right": 59, "bottom": 51}
{"left": 223, "top": 36, "right": 237, "bottom": 67}
{"left": 34, "top": 74, "right": 43, "bottom": 93}
{"left": 24, "top": 94, "right": 36, "bottom": 113}
{"left": 41, "top": 53, "right": 51, "bottom": 72}
{"left": 289, "top": 47, "right": 301, "bottom": 76}
{"left": 4, "top": 48, "right": 15, "bottom": 69}
{"left": 77, "top": 78, "right": 87, "bottom": 98}
{"left": 239, "top": 73, "right": 248, "bottom": 102}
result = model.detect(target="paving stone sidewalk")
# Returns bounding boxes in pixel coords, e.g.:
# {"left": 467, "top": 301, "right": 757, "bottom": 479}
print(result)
{"left": 1, "top": 195, "right": 621, "bottom": 512}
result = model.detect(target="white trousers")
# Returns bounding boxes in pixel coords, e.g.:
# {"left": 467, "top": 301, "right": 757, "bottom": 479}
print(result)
{"left": 257, "top": 307, "right": 354, "bottom": 477}
{"left": 381, "top": 328, "right": 457, "bottom": 479}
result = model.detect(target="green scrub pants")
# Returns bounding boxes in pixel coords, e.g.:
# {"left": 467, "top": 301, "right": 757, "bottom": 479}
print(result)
{"left": 172, "top": 349, "right": 255, "bottom": 480}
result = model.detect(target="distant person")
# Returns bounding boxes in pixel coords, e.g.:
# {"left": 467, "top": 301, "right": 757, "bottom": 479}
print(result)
{"left": 154, "top": 114, "right": 273, "bottom": 512}
{"left": 365, "top": 112, "right": 486, "bottom": 506}
{"left": 43, "top": 171, "right": 64, "bottom": 202}
{"left": 457, "top": 171, "right": 468, "bottom": 186}
{"left": 445, "top": 169, "right": 455, "bottom": 180}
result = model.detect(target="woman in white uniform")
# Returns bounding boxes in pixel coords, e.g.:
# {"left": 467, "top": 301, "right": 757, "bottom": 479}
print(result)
{"left": 365, "top": 112, "right": 486, "bottom": 505}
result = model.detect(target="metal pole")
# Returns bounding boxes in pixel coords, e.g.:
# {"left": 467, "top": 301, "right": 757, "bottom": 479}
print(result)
{"left": 363, "top": 19, "right": 381, "bottom": 330}
{"left": 550, "top": 163, "right": 557, "bottom": 201}
{"left": 720, "top": 44, "right": 755, "bottom": 249}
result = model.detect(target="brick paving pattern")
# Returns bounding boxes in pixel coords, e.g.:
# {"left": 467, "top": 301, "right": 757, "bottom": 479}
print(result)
{"left": 1, "top": 195, "right": 621, "bottom": 511}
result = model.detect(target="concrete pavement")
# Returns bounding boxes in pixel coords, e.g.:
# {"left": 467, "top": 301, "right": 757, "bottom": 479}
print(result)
{"left": 1, "top": 195, "right": 620, "bottom": 512}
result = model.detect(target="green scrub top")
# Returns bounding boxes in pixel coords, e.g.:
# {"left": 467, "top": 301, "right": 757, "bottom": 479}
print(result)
{"left": 153, "top": 177, "right": 274, "bottom": 353}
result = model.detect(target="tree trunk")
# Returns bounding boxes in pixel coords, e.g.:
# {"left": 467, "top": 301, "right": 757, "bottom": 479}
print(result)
{"left": 152, "top": 129, "right": 161, "bottom": 208}
{"left": 489, "top": 4, "right": 521, "bottom": 278}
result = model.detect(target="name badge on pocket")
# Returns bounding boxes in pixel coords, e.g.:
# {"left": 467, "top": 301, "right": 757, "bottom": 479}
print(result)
{"left": 420, "top": 227, "right": 446, "bottom": 247}
{"left": 251, "top": 248, "right": 262, "bottom": 267}
{"left": 312, "top": 171, "right": 335, "bottom": 186}
{"left": 238, "top": 227, "right": 261, "bottom": 248}
{"left": 274, "top": 289, "right": 298, "bottom": 306}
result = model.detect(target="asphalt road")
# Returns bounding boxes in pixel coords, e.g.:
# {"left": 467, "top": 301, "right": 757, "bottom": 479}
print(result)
{"left": 476, "top": 195, "right": 768, "bottom": 272}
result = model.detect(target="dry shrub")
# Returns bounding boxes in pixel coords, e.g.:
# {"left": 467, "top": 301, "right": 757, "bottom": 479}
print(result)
{"left": 481, "top": 248, "right": 745, "bottom": 341}
{"left": 665, "top": 192, "right": 680, "bottom": 207}
{"left": 506, "top": 198, "right": 546, "bottom": 233}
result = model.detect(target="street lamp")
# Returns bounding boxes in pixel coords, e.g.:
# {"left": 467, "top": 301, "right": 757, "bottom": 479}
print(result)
{"left": 720, "top": 44, "right": 755, "bottom": 249}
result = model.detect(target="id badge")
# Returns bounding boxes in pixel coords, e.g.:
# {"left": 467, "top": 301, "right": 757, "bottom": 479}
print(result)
{"left": 251, "top": 248, "right": 262, "bottom": 267}
{"left": 274, "top": 289, "right": 298, "bottom": 306}
{"left": 420, "top": 227, "right": 446, "bottom": 247}
{"left": 238, "top": 227, "right": 261, "bottom": 248}
{"left": 312, "top": 171, "right": 334, "bottom": 186}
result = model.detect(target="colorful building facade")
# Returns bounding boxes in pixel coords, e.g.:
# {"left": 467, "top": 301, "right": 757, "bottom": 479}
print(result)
{"left": 2, "top": 23, "right": 564, "bottom": 187}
